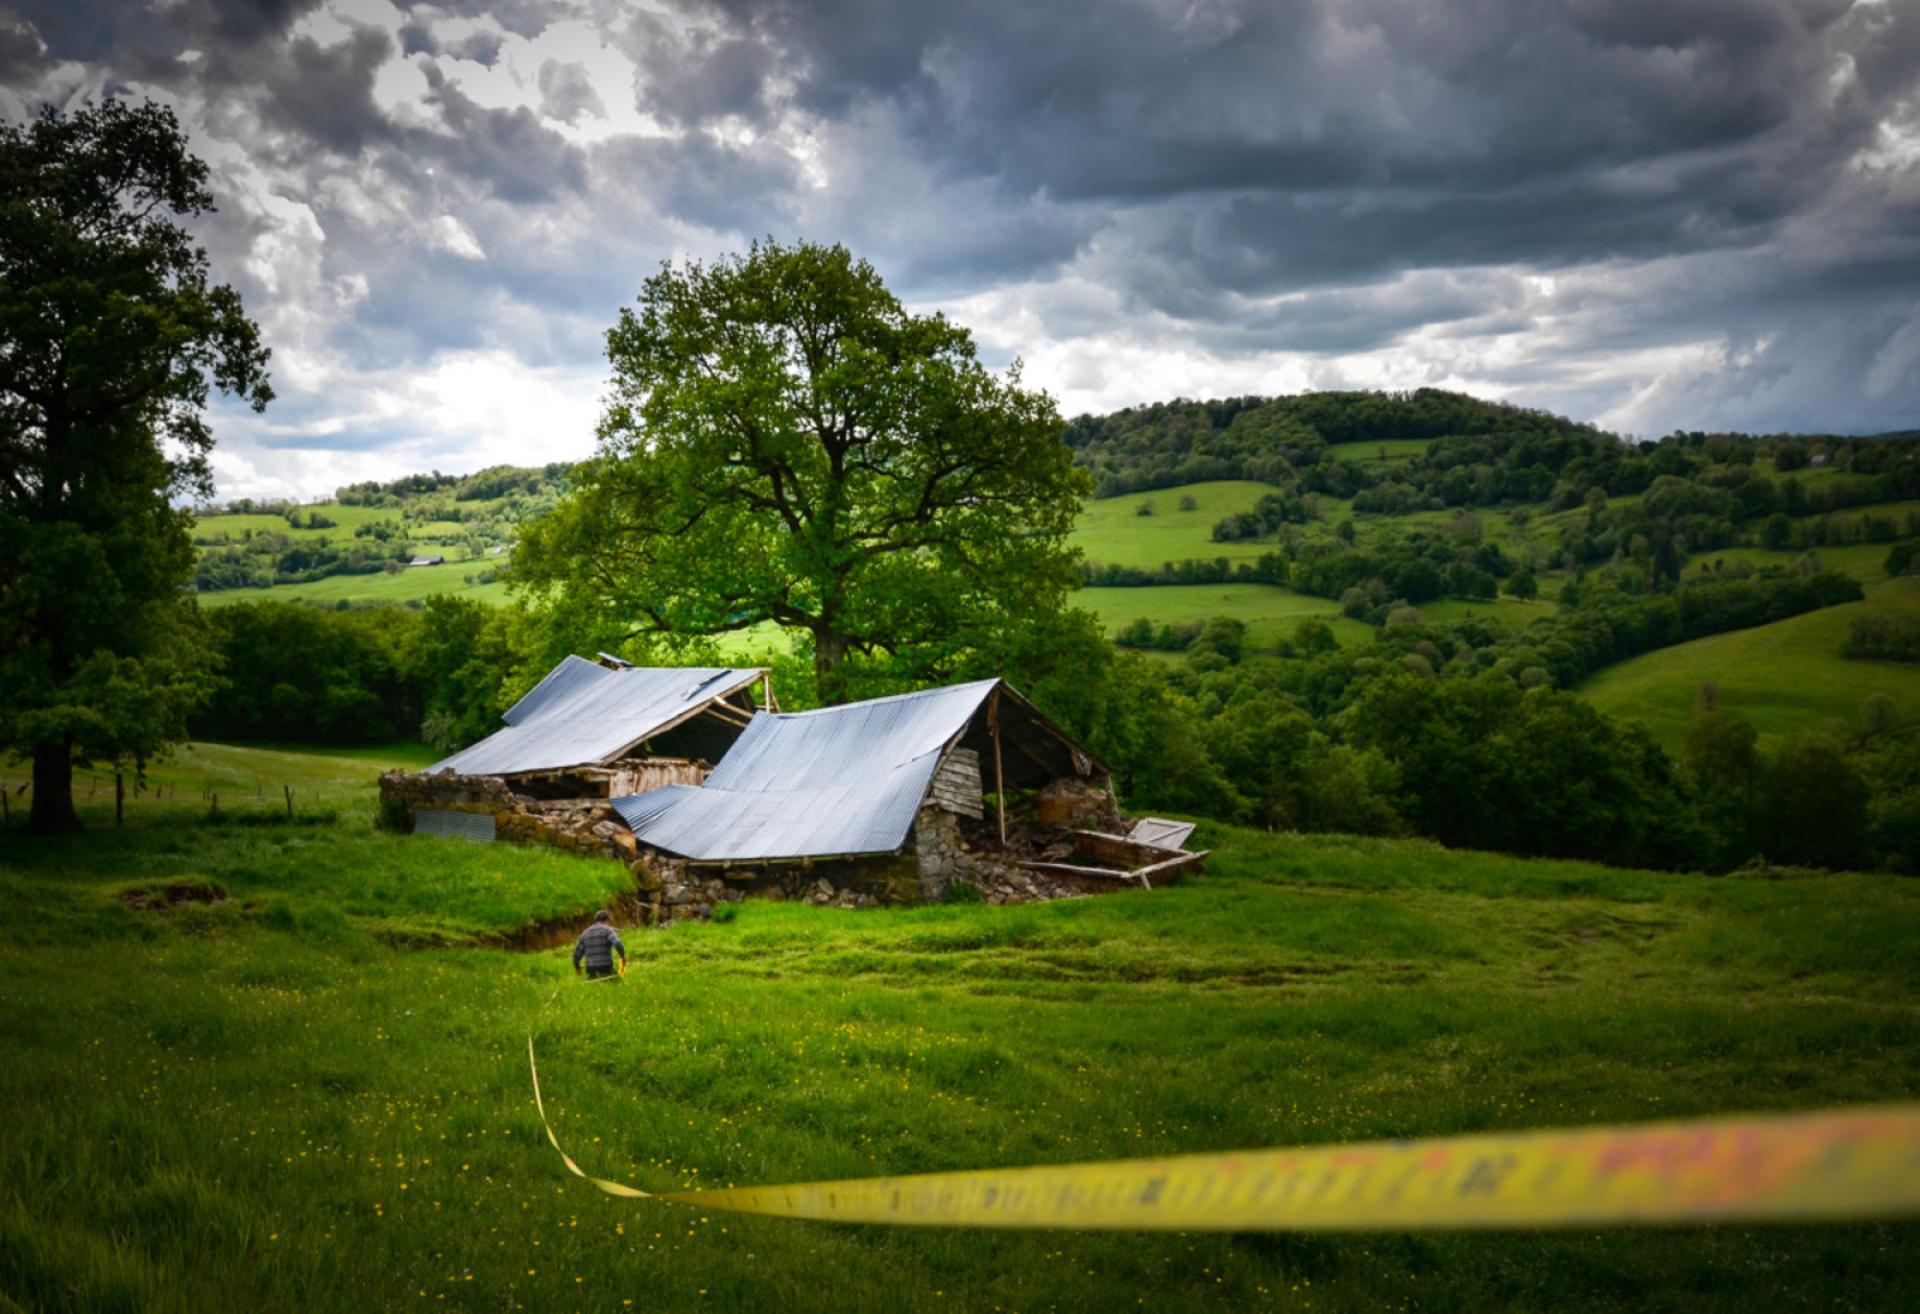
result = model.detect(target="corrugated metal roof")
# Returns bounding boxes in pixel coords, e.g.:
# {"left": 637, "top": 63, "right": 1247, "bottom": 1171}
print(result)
{"left": 427, "top": 656, "right": 762, "bottom": 777}
{"left": 611, "top": 679, "right": 1000, "bottom": 861}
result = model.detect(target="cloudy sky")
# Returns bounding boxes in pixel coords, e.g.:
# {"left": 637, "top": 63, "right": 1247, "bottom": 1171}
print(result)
{"left": 4, "top": 0, "right": 1918, "bottom": 500}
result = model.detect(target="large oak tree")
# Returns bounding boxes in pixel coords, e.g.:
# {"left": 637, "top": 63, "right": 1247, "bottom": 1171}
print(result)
{"left": 0, "top": 101, "right": 270, "bottom": 832}
{"left": 515, "top": 240, "right": 1090, "bottom": 704}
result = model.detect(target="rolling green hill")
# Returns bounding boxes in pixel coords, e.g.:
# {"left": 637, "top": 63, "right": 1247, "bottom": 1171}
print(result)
{"left": 1581, "top": 577, "right": 1920, "bottom": 750}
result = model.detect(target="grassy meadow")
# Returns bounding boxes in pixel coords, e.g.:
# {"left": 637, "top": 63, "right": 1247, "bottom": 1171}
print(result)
{"left": 1582, "top": 577, "right": 1920, "bottom": 750}
{"left": 1076, "top": 584, "right": 1375, "bottom": 650}
{"left": 4, "top": 744, "right": 1920, "bottom": 1312}
{"left": 1069, "top": 480, "right": 1280, "bottom": 569}
{"left": 197, "top": 567, "right": 512, "bottom": 609}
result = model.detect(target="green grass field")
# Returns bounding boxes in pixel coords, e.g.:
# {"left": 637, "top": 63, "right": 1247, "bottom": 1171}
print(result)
{"left": 1077, "top": 584, "right": 1376, "bottom": 650}
{"left": 1069, "top": 480, "right": 1281, "bottom": 569}
{"left": 1412, "top": 596, "right": 1554, "bottom": 628}
{"left": 1581, "top": 578, "right": 1920, "bottom": 750}
{"left": 192, "top": 503, "right": 400, "bottom": 544}
{"left": 1323, "top": 437, "right": 1434, "bottom": 463}
{"left": 3, "top": 744, "right": 1918, "bottom": 1311}
{"left": 1691, "top": 542, "right": 1894, "bottom": 584}
{"left": 198, "top": 568, "right": 513, "bottom": 609}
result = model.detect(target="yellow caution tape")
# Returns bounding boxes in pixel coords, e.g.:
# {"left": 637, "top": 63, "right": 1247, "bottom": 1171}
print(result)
{"left": 527, "top": 1038, "right": 1920, "bottom": 1230}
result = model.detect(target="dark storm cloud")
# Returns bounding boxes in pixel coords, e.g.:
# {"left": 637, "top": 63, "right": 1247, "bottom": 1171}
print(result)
{"left": 622, "top": 11, "right": 774, "bottom": 127}
{"left": 15, "top": 0, "right": 325, "bottom": 62}
{"left": 664, "top": 0, "right": 1904, "bottom": 276}
{"left": 414, "top": 66, "right": 587, "bottom": 203}
{"left": 0, "top": 13, "right": 45, "bottom": 84}
{"left": 259, "top": 27, "right": 395, "bottom": 154}
{"left": 3, "top": 0, "right": 1917, "bottom": 484}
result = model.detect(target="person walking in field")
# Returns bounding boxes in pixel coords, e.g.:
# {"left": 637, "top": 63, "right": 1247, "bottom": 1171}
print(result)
{"left": 573, "top": 910, "right": 626, "bottom": 982}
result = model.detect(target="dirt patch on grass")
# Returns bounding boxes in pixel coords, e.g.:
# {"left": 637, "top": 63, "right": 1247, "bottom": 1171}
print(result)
{"left": 119, "top": 880, "right": 229, "bottom": 911}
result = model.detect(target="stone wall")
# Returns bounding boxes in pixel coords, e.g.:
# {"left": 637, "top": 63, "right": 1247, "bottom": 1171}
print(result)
{"left": 382, "top": 764, "right": 1161, "bottom": 925}
{"left": 381, "top": 769, "right": 640, "bottom": 861}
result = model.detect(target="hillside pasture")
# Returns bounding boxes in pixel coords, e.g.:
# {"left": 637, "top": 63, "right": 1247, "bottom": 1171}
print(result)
{"left": 1076, "top": 583, "right": 1375, "bottom": 649}
{"left": 191, "top": 502, "right": 401, "bottom": 543}
{"left": 1070, "top": 480, "right": 1280, "bottom": 569}
{"left": 1, "top": 754, "right": 1917, "bottom": 1312}
{"left": 197, "top": 567, "right": 513, "bottom": 608}
{"left": 1323, "top": 436, "right": 1435, "bottom": 463}
{"left": 1580, "top": 578, "right": 1920, "bottom": 750}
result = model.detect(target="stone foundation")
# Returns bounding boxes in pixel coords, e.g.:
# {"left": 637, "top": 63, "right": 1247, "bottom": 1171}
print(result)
{"left": 382, "top": 768, "right": 1172, "bottom": 925}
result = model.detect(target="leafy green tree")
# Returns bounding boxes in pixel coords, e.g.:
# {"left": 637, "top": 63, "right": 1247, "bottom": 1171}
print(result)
{"left": 1760, "top": 513, "right": 1792, "bottom": 550}
{"left": 403, "top": 596, "right": 522, "bottom": 753}
{"left": 1762, "top": 739, "right": 1868, "bottom": 870}
{"left": 515, "top": 240, "right": 1088, "bottom": 704}
{"left": 1683, "top": 710, "right": 1761, "bottom": 867}
{"left": 1291, "top": 618, "right": 1338, "bottom": 655}
{"left": 1503, "top": 566, "right": 1538, "bottom": 599}
{"left": 0, "top": 101, "right": 271, "bottom": 831}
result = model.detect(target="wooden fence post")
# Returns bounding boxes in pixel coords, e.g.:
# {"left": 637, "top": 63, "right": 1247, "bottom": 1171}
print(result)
{"left": 210, "top": 792, "right": 219, "bottom": 821}
{"left": 990, "top": 687, "right": 1007, "bottom": 848}
{"left": 284, "top": 785, "right": 293, "bottom": 819}
{"left": 115, "top": 773, "right": 124, "bottom": 828}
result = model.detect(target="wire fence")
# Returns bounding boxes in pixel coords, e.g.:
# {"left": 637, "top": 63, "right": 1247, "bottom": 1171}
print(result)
{"left": 0, "top": 765, "right": 381, "bottom": 830}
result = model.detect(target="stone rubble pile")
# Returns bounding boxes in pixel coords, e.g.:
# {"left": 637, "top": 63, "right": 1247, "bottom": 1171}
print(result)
{"left": 381, "top": 766, "right": 1172, "bottom": 924}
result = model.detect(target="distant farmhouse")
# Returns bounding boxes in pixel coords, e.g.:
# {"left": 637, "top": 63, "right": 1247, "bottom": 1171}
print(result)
{"left": 382, "top": 658, "right": 1203, "bottom": 919}
{"left": 406, "top": 553, "right": 445, "bottom": 567}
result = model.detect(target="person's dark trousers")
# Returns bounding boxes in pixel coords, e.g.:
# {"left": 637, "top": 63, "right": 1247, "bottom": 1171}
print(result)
{"left": 586, "top": 964, "right": 620, "bottom": 982}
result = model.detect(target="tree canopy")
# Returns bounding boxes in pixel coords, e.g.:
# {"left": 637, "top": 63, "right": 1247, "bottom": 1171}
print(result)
{"left": 514, "top": 239, "right": 1090, "bottom": 704}
{"left": 0, "top": 100, "right": 270, "bottom": 832}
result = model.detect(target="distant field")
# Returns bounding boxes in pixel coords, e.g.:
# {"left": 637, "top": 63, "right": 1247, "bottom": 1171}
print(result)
{"left": 198, "top": 566, "right": 511, "bottom": 608}
{"left": 193, "top": 502, "right": 409, "bottom": 543}
{"left": 1324, "top": 437, "right": 1435, "bottom": 463}
{"left": 1416, "top": 595, "right": 1555, "bottom": 628}
{"left": 1580, "top": 578, "right": 1920, "bottom": 750}
{"left": 1070, "top": 479, "right": 1279, "bottom": 569}
{"left": 1692, "top": 542, "right": 1893, "bottom": 583}
{"left": 1077, "top": 583, "right": 1375, "bottom": 649}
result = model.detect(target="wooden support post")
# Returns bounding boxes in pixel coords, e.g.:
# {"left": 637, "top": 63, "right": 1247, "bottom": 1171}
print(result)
{"left": 210, "top": 792, "right": 219, "bottom": 821}
{"left": 761, "top": 672, "right": 773, "bottom": 711}
{"left": 284, "top": 785, "right": 293, "bottom": 819}
{"left": 115, "top": 773, "right": 124, "bottom": 828}
{"left": 991, "top": 689, "right": 1007, "bottom": 848}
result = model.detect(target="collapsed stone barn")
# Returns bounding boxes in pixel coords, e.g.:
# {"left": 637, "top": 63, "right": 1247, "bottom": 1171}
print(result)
{"left": 608, "top": 678, "right": 1206, "bottom": 919}
{"left": 379, "top": 655, "right": 770, "bottom": 863}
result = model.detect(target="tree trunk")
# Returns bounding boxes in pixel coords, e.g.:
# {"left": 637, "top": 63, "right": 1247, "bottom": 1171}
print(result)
{"left": 813, "top": 628, "right": 851, "bottom": 706}
{"left": 27, "top": 737, "right": 82, "bottom": 835}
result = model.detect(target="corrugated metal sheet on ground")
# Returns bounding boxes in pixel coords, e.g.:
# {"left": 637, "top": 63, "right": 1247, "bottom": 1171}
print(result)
{"left": 413, "top": 808, "right": 496, "bottom": 842}
{"left": 611, "top": 680, "right": 1000, "bottom": 861}
{"left": 427, "top": 656, "right": 760, "bottom": 777}
{"left": 1129, "top": 818, "right": 1197, "bottom": 851}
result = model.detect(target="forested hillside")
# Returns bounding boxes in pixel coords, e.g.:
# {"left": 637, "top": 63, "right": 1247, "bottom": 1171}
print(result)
{"left": 1064, "top": 388, "right": 1610, "bottom": 497}
{"left": 190, "top": 463, "right": 570, "bottom": 594}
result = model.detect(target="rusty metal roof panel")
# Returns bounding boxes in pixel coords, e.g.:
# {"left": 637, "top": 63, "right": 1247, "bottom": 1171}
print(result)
{"left": 610, "top": 679, "right": 1000, "bottom": 861}
{"left": 427, "top": 656, "right": 762, "bottom": 777}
